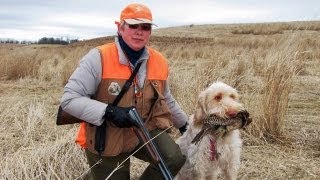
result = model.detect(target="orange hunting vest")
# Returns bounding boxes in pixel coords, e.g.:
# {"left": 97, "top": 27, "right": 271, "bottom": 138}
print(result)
{"left": 75, "top": 43, "right": 173, "bottom": 156}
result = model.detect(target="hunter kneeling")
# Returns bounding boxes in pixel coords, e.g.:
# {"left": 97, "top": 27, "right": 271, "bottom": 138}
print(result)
{"left": 58, "top": 3, "right": 189, "bottom": 180}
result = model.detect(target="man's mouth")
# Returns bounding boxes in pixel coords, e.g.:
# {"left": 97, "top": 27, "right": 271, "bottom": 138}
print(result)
{"left": 132, "top": 38, "right": 143, "bottom": 41}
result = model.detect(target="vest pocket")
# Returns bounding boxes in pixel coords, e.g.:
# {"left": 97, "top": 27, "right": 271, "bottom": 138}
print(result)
{"left": 104, "top": 126, "right": 124, "bottom": 156}
{"left": 151, "top": 99, "right": 173, "bottom": 129}
{"left": 122, "top": 129, "right": 139, "bottom": 153}
{"left": 144, "top": 80, "right": 173, "bottom": 130}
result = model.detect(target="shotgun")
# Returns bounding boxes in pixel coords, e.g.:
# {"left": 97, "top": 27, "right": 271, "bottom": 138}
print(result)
{"left": 128, "top": 107, "right": 173, "bottom": 180}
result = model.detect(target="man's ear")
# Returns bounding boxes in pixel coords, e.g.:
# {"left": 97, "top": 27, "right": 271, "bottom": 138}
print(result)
{"left": 193, "top": 92, "right": 207, "bottom": 126}
{"left": 117, "top": 22, "right": 125, "bottom": 35}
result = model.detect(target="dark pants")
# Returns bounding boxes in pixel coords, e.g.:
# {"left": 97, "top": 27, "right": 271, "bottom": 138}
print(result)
{"left": 85, "top": 129, "right": 186, "bottom": 180}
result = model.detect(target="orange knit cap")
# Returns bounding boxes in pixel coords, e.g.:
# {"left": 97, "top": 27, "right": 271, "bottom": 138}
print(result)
{"left": 119, "top": 3, "right": 156, "bottom": 26}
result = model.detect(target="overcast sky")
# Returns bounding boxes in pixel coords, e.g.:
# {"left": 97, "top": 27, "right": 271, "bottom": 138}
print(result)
{"left": 1, "top": 0, "right": 319, "bottom": 41}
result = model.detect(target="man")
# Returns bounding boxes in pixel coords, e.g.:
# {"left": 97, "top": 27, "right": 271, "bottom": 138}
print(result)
{"left": 60, "top": 3, "right": 188, "bottom": 180}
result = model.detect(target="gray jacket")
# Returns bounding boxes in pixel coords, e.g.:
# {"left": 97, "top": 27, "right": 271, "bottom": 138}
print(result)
{"left": 60, "top": 37, "right": 188, "bottom": 128}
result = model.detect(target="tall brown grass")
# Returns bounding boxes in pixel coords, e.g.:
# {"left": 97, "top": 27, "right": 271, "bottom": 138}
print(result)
{"left": 257, "top": 36, "right": 301, "bottom": 142}
{"left": 0, "top": 45, "right": 41, "bottom": 80}
{"left": 0, "top": 24, "right": 313, "bottom": 142}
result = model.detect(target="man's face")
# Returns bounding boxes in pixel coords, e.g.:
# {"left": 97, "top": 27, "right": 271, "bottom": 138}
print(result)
{"left": 119, "top": 22, "right": 152, "bottom": 51}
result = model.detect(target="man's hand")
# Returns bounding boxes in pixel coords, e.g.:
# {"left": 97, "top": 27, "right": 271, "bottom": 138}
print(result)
{"left": 104, "top": 105, "right": 136, "bottom": 128}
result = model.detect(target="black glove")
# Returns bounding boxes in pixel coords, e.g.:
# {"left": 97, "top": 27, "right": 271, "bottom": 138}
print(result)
{"left": 179, "top": 122, "right": 189, "bottom": 135}
{"left": 104, "top": 105, "right": 135, "bottom": 128}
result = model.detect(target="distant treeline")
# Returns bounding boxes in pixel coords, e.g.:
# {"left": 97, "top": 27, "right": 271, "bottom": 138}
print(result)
{"left": 38, "top": 37, "right": 79, "bottom": 45}
{"left": 0, "top": 37, "right": 79, "bottom": 45}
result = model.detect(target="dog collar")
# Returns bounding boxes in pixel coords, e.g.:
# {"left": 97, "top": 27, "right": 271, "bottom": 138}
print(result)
{"left": 209, "top": 139, "right": 217, "bottom": 161}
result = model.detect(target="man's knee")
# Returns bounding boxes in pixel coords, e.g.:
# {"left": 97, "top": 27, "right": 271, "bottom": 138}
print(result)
{"left": 165, "top": 149, "right": 186, "bottom": 176}
{"left": 149, "top": 129, "right": 187, "bottom": 175}
{"left": 168, "top": 151, "right": 186, "bottom": 166}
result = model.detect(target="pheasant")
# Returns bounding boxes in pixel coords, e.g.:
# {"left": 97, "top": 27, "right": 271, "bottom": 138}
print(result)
{"left": 191, "top": 110, "right": 252, "bottom": 144}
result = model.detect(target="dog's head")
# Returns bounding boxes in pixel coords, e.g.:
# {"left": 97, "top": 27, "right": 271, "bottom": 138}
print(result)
{"left": 193, "top": 81, "right": 245, "bottom": 126}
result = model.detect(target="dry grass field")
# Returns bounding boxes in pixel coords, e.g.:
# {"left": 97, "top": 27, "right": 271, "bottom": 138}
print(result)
{"left": 0, "top": 21, "right": 319, "bottom": 179}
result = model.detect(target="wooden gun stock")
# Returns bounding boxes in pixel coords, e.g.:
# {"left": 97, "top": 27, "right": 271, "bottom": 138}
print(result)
{"left": 133, "top": 128, "right": 160, "bottom": 164}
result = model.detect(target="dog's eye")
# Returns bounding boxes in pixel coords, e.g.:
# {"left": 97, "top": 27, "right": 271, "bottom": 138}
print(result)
{"left": 214, "top": 94, "right": 222, "bottom": 101}
{"left": 230, "top": 94, "right": 236, "bottom": 99}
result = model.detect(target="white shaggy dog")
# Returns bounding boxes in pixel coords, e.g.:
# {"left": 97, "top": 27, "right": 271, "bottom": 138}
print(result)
{"left": 176, "top": 81, "right": 245, "bottom": 180}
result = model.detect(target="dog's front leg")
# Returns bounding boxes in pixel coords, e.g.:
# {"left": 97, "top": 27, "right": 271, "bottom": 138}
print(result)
{"left": 205, "top": 171, "right": 218, "bottom": 180}
{"left": 222, "top": 164, "right": 239, "bottom": 180}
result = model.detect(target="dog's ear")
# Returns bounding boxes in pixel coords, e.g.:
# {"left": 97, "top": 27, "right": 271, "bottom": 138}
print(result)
{"left": 193, "top": 92, "right": 207, "bottom": 126}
